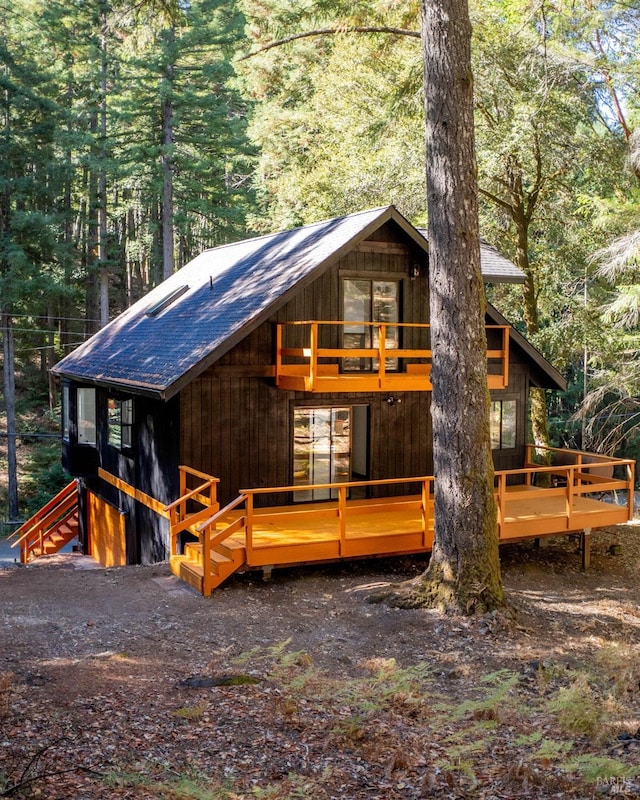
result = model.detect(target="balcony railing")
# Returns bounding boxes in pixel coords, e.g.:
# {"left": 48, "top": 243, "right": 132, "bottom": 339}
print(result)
{"left": 275, "top": 321, "right": 510, "bottom": 392}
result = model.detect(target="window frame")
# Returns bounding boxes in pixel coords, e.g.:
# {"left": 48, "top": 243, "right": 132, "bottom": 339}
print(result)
{"left": 77, "top": 387, "right": 97, "bottom": 447}
{"left": 490, "top": 397, "right": 518, "bottom": 451}
{"left": 107, "top": 396, "right": 134, "bottom": 452}
{"left": 340, "top": 271, "right": 403, "bottom": 373}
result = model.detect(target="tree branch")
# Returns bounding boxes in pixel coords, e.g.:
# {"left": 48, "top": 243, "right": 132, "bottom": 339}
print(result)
{"left": 237, "top": 26, "right": 421, "bottom": 61}
{"left": 478, "top": 186, "right": 513, "bottom": 214}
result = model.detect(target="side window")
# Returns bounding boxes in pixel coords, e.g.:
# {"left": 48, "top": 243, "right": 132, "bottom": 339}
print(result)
{"left": 490, "top": 399, "right": 517, "bottom": 450}
{"left": 62, "top": 385, "right": 70, "bottom": 442}
{"left": 77, "top": 388, "right": 97, "bottom": 446}
{"left": 108, "top": 397, "right": 133, "bottom": 450}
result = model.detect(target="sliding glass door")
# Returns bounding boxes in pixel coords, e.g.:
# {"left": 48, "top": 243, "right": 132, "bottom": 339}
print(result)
{"left": 293, "top": 406, "right": 367, "bottom": 501}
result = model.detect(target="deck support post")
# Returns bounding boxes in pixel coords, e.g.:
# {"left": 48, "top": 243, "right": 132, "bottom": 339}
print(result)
{"left": 338, "top": 486, "right": 347, "bottom": 555}
{"left": 581, "top": 528, "right": 592, "bottom": 571}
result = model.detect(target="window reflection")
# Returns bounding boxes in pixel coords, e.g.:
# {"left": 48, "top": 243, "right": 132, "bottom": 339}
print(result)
{"left": 293, "top": 407, "right": 351, "bottom": 501}
{"left": 343, "top": 279, "right": 399, "bottom": 371}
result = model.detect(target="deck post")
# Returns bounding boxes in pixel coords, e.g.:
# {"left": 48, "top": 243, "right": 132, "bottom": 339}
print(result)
{"left": 565, "top": 466, "right": 573, "bottom": 529}
{"left": 581, "top": 528, "right": 592, "bottom": 571}
{"left": 245, "top": 493, "right": 254, "bottom": 564}
{"left": 202, "top": 522, "right": 212, "bottom": 597}
{"left": 338, "top": 486, "right": 347, "bottom": 555}
{"left": 378, "top": 323, "right": 386, "bottom": 387}
{"left": 309, "top": 323, "right": 318, "bottom": 391}
{"left": 421, "top": 479, "right": 428, "bottom": 546}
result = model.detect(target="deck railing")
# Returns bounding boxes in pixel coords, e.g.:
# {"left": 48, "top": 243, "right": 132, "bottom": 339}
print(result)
{"left": 165, "top": 465, "right": 220, "bottom": 555}
{"left": 495, "top": 448, "right": 635, "bottom": 537}
{"left": 191, "top": 447, "right": 634, "bottom": 572}
{"left": 275, "top": 321, "right": 510, "bottom": 392}
{"left": 195, "top": 476, "right": 435, "bottom": 570}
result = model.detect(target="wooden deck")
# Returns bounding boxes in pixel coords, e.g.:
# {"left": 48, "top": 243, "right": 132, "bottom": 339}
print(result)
{"left": 168, "top": 447, "right": 636, "bottom": 596}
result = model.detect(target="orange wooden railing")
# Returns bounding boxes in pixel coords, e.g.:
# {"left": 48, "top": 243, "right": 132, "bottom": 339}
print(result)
{"left": 194, "top": 476, "right": 435, "bottom": 576}
{"left": 9, "top": 480, "right": 79, "bottom": 563}
{"left": 165, "top": 465, "right": 220, "bottom": 556}
{"left": 191, "top": 447, "right": 633, "bottom": 585}
{"left": 275, "top": 321, "right": 510, "bottom": 391}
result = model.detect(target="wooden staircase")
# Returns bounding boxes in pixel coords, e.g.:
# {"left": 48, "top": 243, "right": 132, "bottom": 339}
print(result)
{"left": 170, "top": 535, "right": 246, "bottom": 596}
{"left": 9, "top": 481, "right": 79, "bottom": 563}
{"left": 166, "top": 469, "right": 248, "bottom": 596}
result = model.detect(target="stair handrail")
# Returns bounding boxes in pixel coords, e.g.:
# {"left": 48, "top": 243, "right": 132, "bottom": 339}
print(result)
{"left": 165, "top": 471, "right": 220, "bottom": 556}
{"left": 8, "top": 480, "right": 78, "bottom": 544}
{"left": 10, "top": 488, "right": 79, "bottom": 549}
{"left": 195, "top": 493, "right": 248, "bottom": 596}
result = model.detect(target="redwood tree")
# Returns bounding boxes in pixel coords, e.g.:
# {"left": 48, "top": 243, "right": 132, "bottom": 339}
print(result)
{"left": 394, "top": 0, "right": 503, "bottom": 613}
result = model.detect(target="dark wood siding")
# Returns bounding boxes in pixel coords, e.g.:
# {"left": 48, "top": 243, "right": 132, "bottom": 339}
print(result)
{"left": 74, "top": 388, "right": 179, "bottom": 564}
{"left": 180, "top": 378, "right": 433, "bottom": 507}
{"left": 180, "top": 224, "right": 433, "bottom": 506}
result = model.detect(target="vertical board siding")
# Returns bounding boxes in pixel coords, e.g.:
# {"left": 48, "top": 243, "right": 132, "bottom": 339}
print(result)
{"left": 180, "top": 224, "right": 434, "bottom": 506}
{"left": 178, "top": 222, "right": 524, "bottom": 506}
{"left": 87, "top": 490, "right": 126, "bottom": 567}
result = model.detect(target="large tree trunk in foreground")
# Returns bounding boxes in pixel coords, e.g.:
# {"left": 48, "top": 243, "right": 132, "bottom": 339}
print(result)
{"left": 386, "top": 0, "right": 503, "bottom": 614}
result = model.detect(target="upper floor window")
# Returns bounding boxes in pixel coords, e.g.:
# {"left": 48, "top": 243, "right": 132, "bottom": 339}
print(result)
{"left": 343, "top": 278, "right": 400, "bottom": 371}
{"left": 77, "top": 388, "right": 97, "bottom": 446}
{"left": 490, "top": 399, "right": 516, "bottom": 449}
{"left": 108, "top": 397, "right": 133, "bottom": 450}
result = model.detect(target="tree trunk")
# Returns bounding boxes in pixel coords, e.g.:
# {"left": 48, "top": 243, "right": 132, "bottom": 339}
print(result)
{"left": 382, "top": 0, "right": 502, "bottom": 614}
{"left": 98, "top": 0, "right": 109, "bottom": 327}
{"left": 513, "top": 205, "right": 551, "bottom": 460}
{"left": 161, "top": 26, "right": 176, "bottom": 281}
{"left": 2, "top": 312, "right": 19, "bottom": 522}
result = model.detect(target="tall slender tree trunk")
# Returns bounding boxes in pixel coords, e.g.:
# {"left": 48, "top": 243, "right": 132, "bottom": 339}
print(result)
{"left": 161, "top": 26, "right": 176, "bottom": 281}
{"left": 98, "top": 0, "right": 109, "bottom": 327}
{"left": 511, "top": 188, "right": 550, "bottom": 456}
{"left": 2, "top": 312, "right": 18, "bottom": 522}
{"left": 381, "top": 0, "right": 502, "bottom": 614}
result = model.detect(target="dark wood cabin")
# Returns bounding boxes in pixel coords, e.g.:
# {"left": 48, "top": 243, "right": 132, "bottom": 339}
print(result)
{"left": 52, "top": 205, "right": 567, "bottom": 568}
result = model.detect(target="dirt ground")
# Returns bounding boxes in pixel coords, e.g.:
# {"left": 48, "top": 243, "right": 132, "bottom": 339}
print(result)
{"left": 2, "top": 524, "right": 640, "bottom": 799}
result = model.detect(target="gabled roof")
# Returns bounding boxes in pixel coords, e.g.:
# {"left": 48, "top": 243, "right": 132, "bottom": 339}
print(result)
{"left": 53, "top": 205, "right": 529, "bottom": 399}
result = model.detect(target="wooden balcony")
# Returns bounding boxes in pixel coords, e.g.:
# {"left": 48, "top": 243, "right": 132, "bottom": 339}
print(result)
{"left": 275, "top": 321, "right": 510, "bottom": 392}
{"left": 169, "top": 446, "right": 635, "bottom": 596}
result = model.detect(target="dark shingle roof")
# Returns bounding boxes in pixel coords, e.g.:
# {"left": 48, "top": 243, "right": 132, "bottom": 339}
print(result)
{"left": 52, "top": 205, "right": 528, "bottom": 399}
{"left": 415, "top": 228, "right": 525, "bottom": 283}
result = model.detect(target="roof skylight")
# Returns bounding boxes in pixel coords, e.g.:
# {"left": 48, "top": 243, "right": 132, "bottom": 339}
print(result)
{"left": 145, "top": 285, "right": 189, "bottom": 317}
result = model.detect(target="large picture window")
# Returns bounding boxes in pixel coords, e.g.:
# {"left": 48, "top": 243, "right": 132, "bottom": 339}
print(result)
{"left": 343, "top": 279, "right": 399, "bottom": 371}
{"left": 108, "top": 397, "right": 133, "bottom": 450}
{"left": 490, "top": 399, "right": 517, "bottom": 450}
{"left": 77, "top": 388, "right": 97, "bottom": 446}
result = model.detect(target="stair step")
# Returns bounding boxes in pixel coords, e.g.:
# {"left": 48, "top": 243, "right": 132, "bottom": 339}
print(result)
{"left": 217, "top": 538, "right": 246, "bottom": 561}
{"left": 182, "top": 544, "right": 236, "bottom": 576}
{"left": 171, "top": 556, "right": 204, "bottom": 593}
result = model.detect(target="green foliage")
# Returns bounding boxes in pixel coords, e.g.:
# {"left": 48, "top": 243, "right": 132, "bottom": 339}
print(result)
{"left": 548, "top": 674, "right": 604, "bottom": 737}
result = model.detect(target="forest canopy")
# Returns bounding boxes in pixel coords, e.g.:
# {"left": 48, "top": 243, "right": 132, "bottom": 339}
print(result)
{"left": 1, "top": 0, "right": 640, "bottom": 522}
